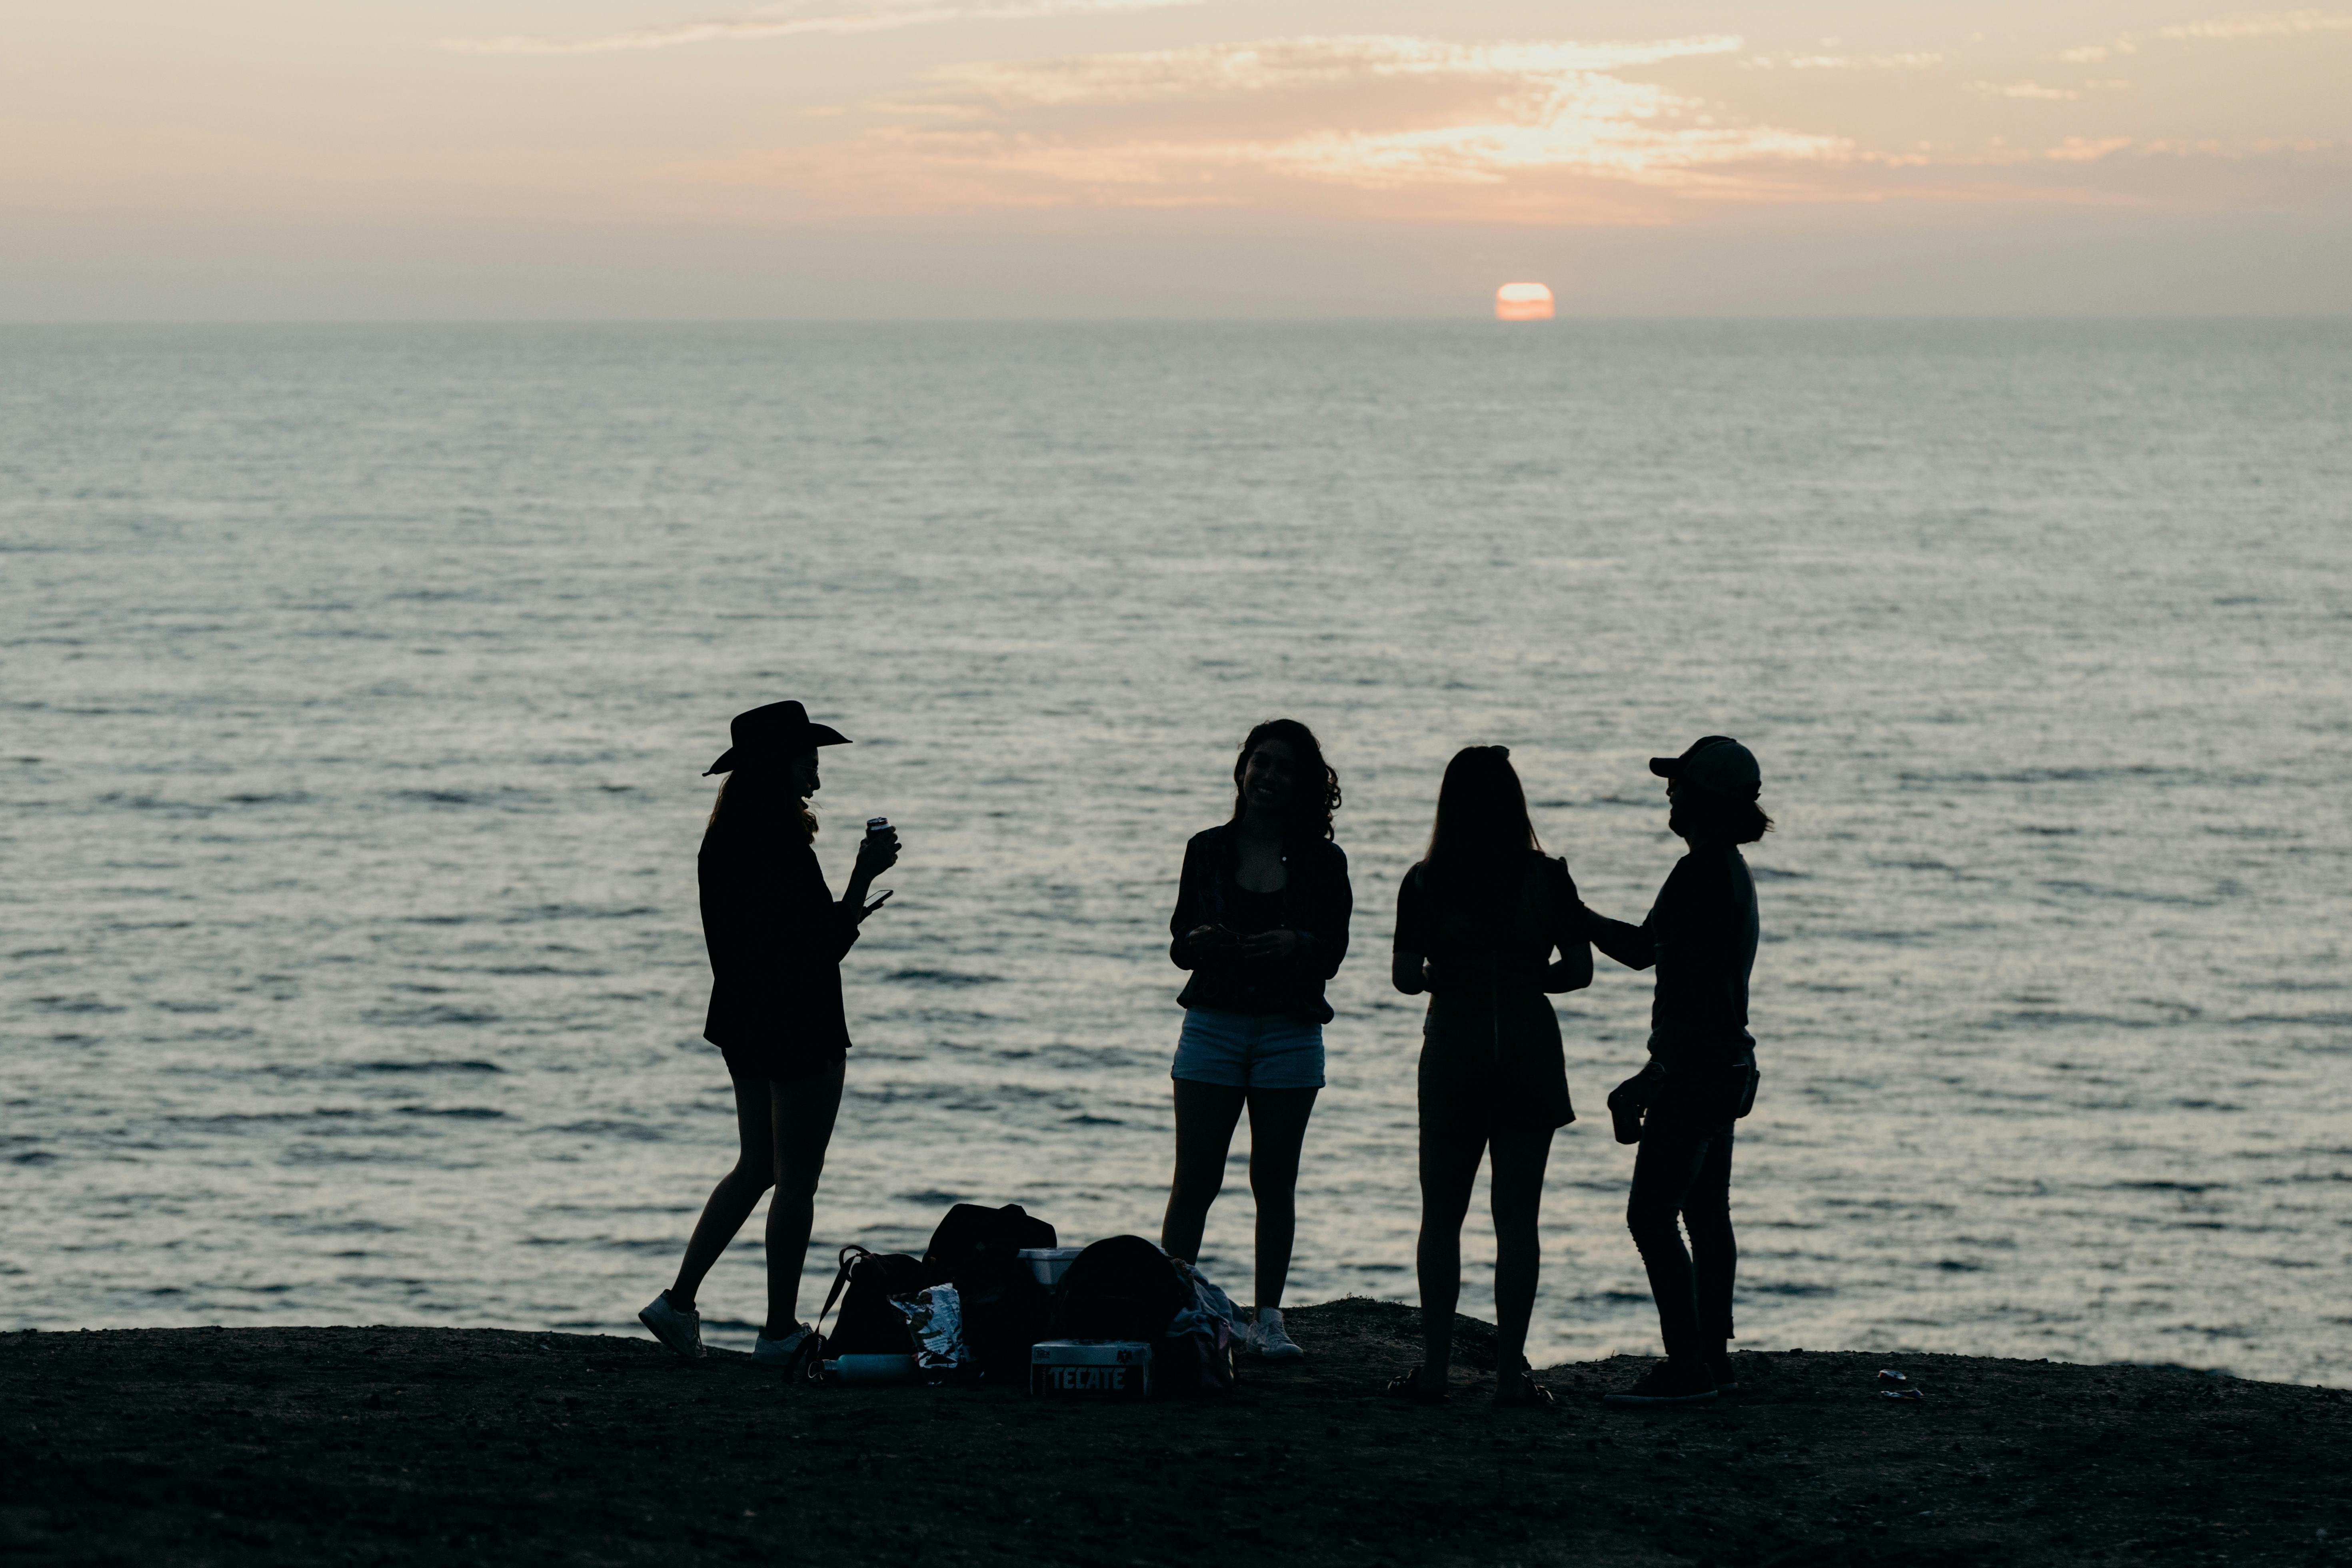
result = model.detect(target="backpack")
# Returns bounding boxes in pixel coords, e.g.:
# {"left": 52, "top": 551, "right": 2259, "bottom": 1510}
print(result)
{"left": 923, "top": 1203, "right": 1057, "bottom": 1280}
{"left": 1048, "top": 1236, "right": 1191, "bottom": 1343}
{"left": 1050, "top": 1237, "right": 1235, "bottom": 1397}
{"left": 1156, "top": 1314, "right": 1238, "bottom": 1397}
{"left": 955, "top": 1256, "right": 1054, "bottom": 1385}
{"left": 918, "top": 1204, "right": 1057, "bottom": 1384}
{"left": 813, "top": 1246, "right": 933, "bottom": 1356}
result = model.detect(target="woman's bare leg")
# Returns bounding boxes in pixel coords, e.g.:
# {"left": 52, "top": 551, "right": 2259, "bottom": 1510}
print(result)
{"left": 1243, "top": 1086, "right": 1319, "bottom": 1311}
{"left": 1161, "top": 1079, "right": 1247, "bottom": 1264}
{"left": 1486, "top": 1124, "right": 1557, "bottom": 1382}
{"left": 763, "top": 1057, "right": 845, "bottom": 1338}
{"left": 1415, "top": 1113, "right": 1487, "bottom": 1382}
{"left": 668, "top": 1067, "right": 780, "bottom": 1311}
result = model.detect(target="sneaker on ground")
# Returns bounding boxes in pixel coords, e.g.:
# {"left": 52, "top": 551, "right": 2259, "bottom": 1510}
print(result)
{"left": 1603, "top": 1359, "right": 1720, "bottom": 1407}
{"left": 753, "top": 1324, "right": 815, "bottom": 1366}
{"left": 638, "top": 1290, "right": 704, "bottom": 1360}
{"left": 1253, "top": 1307, "right": 1304, "bottom": 1362}
{"left": 1706, "top": 1351, "right": 1739, "bottom": 1394}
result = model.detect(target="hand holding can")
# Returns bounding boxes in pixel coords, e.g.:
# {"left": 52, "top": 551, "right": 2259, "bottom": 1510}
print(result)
{"left": 856, "top": 815, "right": 900, "bottom": 877}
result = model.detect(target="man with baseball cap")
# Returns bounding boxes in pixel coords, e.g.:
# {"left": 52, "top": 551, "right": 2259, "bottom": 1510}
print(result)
{"left": 1581, "top": 736, "right": 1769, "bottom": 1406}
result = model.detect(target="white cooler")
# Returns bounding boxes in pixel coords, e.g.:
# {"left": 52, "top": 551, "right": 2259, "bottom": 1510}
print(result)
{"left": 1029, "top": 1340, "right": 1152, "bottom": 1400}
{"left": 1016, "top": 1247, "right": 1087, "bottom": 1290}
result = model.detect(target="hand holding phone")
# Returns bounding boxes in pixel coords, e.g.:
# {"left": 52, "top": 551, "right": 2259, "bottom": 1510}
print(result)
{"left": 1239, "top": 928, "right": 1299, "bottom": 963}
{"left": 1186, "top": 923, "right": 1238, "bottom": 955}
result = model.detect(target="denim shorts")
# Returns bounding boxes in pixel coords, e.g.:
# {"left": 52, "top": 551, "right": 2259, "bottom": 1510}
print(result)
{"left": 1171, "top": 1007, "right": 1326, "bottom": 1091}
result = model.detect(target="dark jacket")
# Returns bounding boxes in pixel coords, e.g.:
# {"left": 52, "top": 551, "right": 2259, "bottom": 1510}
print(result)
{"left": 700, "top": 820, "right": 861, "bottom": 1078}
{"left": 1585, "top": 841, "right": 1758, "bottom": 1071}
{"left": 1168, "top": 824, "right": 1352, "bottom": 1025}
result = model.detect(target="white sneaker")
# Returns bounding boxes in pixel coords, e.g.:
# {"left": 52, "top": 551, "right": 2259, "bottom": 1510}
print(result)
{"left": 753, "top": 1323, "right": 815, "bottom": 1368}
{"left": 1253, "top": 1307, "right": 1304, "bottom": 1362}
{"left": 639, "top": 1290, "right": 704, "bottom": 1359}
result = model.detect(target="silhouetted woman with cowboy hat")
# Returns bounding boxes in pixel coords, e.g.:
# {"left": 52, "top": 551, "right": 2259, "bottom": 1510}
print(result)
{"left": 639, "top": 701, "right": 899, "bottom": 1367}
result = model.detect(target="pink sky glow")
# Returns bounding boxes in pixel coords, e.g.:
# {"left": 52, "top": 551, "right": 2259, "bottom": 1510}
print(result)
{"left": 6, "top": 2, "right": 2348, "bottom": 317}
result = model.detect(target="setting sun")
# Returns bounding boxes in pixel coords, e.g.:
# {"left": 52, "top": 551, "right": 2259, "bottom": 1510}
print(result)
{"left": 1495, "top": 282, "right": 1555, "bottom": 322}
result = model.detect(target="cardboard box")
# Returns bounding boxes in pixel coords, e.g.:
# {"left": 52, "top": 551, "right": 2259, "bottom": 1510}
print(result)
{"left": 1029, "top": 1339, "right": 1152, "bottom": 1400}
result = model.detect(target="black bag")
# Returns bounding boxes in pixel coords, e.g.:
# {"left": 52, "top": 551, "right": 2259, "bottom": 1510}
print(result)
{"left": 1731, "top": 1055, "right": 1761, "bottom": 1120}
{"left": 923, "top": 1203, "right": 1056, "bottom": 1280}
{"left": 1053, "top": 1238, "right": 1235, "bottom": 1398}
{"left": 1048, "top": 1235, "right": 1191, "bottom": 1343}
{"left": 814, "top": 1246, "right": 933, "bottom": 1356}
{"left": 1155, "top": 1315, "right": 1238, "bottom": 1398}
{"left": 955, "top": 1254, "right": 1055, "bottom": 1386}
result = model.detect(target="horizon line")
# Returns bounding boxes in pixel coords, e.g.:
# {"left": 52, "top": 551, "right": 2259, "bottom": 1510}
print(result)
{"left": 6, "top": 310, "right": 2351, "bottom": 329}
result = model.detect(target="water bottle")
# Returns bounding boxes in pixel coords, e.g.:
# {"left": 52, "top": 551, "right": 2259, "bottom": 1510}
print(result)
{"left": 826, "top": 1354, "right": 919, "bottom": 1386}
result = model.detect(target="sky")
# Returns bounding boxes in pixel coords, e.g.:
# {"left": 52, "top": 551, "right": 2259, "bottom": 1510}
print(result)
{"left": 6, "top": 2, "right": 2350, "bottom": 318}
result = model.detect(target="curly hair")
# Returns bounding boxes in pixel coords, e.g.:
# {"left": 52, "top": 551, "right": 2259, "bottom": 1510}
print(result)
{"left": 1228, "top": 718, "right": 1342, "bottom": 841}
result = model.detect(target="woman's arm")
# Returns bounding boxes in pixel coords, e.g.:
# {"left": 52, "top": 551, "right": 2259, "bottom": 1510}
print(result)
{"left": 761, "top": 838, "right": 860, "bottom": 966}
{"left": 1543, "top": 941, "right": 1594, "bottom": 993}
{"left": 1577, "top": 860, "right": 1668, "bottom": 971}
{"left": 1285, "top": 843, "right": 1352, "bottom": 981}
{"left": 840, "top": 825, "right": 899, "bottom": 926}
{"left": 1542, "top": 857, "right": 1594, "bottom": 992}
{"left": 1389, "top": 858, "right": 1428, "bottom": 994}
{"left": 1585, "top": 907, "right": 1658, "bottom": 971}
{"left": 1169, "top": 837, "right": 1220, "bottom": 969}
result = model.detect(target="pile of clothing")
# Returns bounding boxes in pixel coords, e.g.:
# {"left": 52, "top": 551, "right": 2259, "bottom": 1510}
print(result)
{"left": 814, "top": 1204, "right": 1245, "bottom": 1396}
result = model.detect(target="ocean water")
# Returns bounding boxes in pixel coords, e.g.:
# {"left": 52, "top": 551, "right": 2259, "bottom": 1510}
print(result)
{"left": 4, "top": 320, "right": 2349, "bottom": 1384}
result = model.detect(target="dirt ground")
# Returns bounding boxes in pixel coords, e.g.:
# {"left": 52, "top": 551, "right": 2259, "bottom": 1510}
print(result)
{"left": 2, "top": 1299, "right": 2345, "bottom": 1567}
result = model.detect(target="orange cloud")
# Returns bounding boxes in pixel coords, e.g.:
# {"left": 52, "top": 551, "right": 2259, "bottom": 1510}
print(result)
{"left": 2158, "top": 10, "right": 2352, "bottom": 40}
{"left": 655, "top": 21, "right": 2352, "bottom": 224}
{"left": 440, "top": 0, "right": 1195, "bottom": 56}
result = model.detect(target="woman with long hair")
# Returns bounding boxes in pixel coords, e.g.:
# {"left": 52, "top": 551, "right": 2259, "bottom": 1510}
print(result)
{"left": 638, "top": 701, "right": 899, "bottom": 1367}
{"left": 1583, "top": 736, "right": 1769, "bottom": 1408}
{"left": 1389, "top": 746, "right": 1591, "bottom": 1407}
{"left": 1161, "top": 718, "right": 1352, "bottom": 1362}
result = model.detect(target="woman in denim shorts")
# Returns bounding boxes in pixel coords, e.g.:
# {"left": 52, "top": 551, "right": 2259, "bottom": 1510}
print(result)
{"left": 1159, "top": 719, "right": 1353, "bottom": 1362}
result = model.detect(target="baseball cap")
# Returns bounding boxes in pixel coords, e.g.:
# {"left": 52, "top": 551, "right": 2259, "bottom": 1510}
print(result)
{"left": 1649, "top": 735, "right": 1761, "bottom": 800}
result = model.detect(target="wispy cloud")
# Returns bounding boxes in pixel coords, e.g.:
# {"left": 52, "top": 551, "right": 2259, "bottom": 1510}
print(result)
{"left": 2045, "top": 137, "right": 2135, "bottom": 162}
{"left": 928, "top": 34, "right": 1743, "bottom": 105}
{"left": 1244, "top": 118, "right": 1849, "bottom": 188}
{"left": 908, "top": 35, "right": 1851, "bottom": 189}
{"left": 716, "top": 32, "right": 1863, "bottom": 215}
{"left": 673, "top": 23, "right": 2352, "bottom": 222}
{"left": 1971, "top": 81, "right": 2083, "bottom": 100}
{"left": 440, "top": 0, "right": 1193, "bottom": 56}
{"left": 1741, "top": 52, "right": 1944, "bottom": 70}
{"left": 2158, "top": 9, "right": 2352, "bottom": 39}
